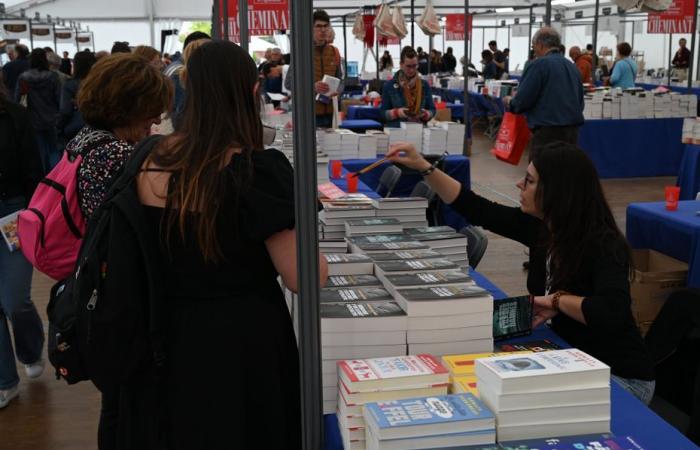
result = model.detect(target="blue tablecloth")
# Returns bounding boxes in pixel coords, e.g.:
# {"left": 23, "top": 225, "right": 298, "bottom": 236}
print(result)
{"left": 446, "top": 102, "right": 464, "bottom": 121}
{"left": 346, "top": 105, "right": 383, "bottom": 121}
{"left": 323, "top": 270, "right": 700, "bottom": 450}
{"left": 431, "top": 87, "right": 505, "bottom": 118}
{"left": 679, "top": 144, "right": 700, "bottom": 200}
{"left": 340, "top": 119, "right": 383, "bottom": 131}
{"left": 627, "top": 200, "right": 700, "bottom": 288}
{"left": 339, "top": 155, "right": 470, "bottom": 230}
{"left": 329, "top": 171, "right": 379, "bottom": 199}
{"left": 578, "top": 118, "right": 686, "bottom": 178}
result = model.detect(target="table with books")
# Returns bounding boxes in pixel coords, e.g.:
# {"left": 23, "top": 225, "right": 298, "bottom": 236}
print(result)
{"left": 626, "top": 200, "right": 700, "bottom": 288}
{"left": 577, "top": 118, "right": 686, "bottom": 178}
{"left": 679, "top": 144, "right": 700, "bottom": 200}
{"left": 347, "top": 106, "right": 384, "bottom": 122}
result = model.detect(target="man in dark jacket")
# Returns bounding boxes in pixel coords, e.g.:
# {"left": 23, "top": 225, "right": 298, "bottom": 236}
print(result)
{"left": 2, "top": 44, "right": 30, "bottom": 95}
{"left": 443, "top": 47, "right": 457, "bottom": 73}
{"left": 381, "top": 46, "right": 435, "bottom": 128}
{"left": 506, "top": 27, "right": 584, "bottom": 159}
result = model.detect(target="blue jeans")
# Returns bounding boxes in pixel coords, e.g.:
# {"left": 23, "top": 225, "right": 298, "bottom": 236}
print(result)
{"left": 35, "top": 129, "right": 60, "bottom": 174}
{"left": 612, "top": 375, "right": 656, "bottom": 405}
{"left": 0, "top": 197, "right": 44, "bottom": 390}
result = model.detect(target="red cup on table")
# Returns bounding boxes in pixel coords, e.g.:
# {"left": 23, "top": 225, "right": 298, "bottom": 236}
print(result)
{"left": 345, "top": 173, "right": 358, "bottom": 193}
{"left": 331, "top": 160, "right": 343, "bottom": 179}
{"left": 665, "top": 186, "right": 681, "bottom": 211}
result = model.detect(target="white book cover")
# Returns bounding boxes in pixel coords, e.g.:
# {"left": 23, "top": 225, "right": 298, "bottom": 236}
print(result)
{"left": 0, "top": 211, "right": 21, "bottom": 252}
{"left": 338, "top": 354, "right": 449, "bottom": 393}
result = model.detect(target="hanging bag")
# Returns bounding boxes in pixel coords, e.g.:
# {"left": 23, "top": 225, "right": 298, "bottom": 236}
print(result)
{"left": 490, "top": 112, "right": 531, "bottom": 165}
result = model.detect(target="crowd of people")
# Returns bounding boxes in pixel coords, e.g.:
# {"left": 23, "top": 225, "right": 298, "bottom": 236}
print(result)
{"left": 0, "top": 8, "right": 676, "bottom": 448}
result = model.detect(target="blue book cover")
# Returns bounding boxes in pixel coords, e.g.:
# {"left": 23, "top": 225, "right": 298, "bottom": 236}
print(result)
{"left": 366, "top": 393, "right": 494, "bottom": 431}
{"left": 499, "top": 434, "right": 645, "bottom": 450}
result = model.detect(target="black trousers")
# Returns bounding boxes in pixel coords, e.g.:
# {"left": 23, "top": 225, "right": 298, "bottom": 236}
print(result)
{"left": 527, "top": 125, "right": 580, "bottom": 161}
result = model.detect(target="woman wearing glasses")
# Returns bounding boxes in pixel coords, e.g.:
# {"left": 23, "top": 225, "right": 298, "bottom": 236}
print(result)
{"left": 381, "top": 46, "right": 436, "bottom": 128}
{"left": 386, "top": 140, "right": 655, "bottom": 405}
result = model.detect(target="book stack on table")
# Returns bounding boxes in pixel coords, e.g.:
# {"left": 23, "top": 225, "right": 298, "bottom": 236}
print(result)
{"left": 422, "top": 126, "right": 448, "bottom": 156}
{"left": 373, "top": 198, "right": 429, "bottom": 230}
{"left": 441, "top": 121, "right": 467, "bottom": 154}
{"left": 386, "top": 127, "right": 407, "bottom": 145}
{"left": 405, "top": 226, "right": 469, "bottom": 267}
{"left": 365, "top": 130, "right": 389, "bottom": 154}
{"left": 345, "top": 218, "right": 403, "bottom": 237}
{"left": 319, "top": 195, "right": 376, "bottom": 243}
{"left": 441, "top": 351, "right": 530, "bottom": 398}
{"left": 401, "top": 122, "right": 424, "bottom": 148}
{"left": 336, "top": 354, "right": 451, "bottom": 450}
{"left": 363, "top": 393, "right": 496, "bottom": 450}
{"left": 358, "top": 134, "right": 379, "bottom": 159}
{"left": 475, "top": 349, "right": 612, "bottom": 441}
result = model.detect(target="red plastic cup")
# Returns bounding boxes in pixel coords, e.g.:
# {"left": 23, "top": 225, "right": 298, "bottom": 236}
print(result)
{"left": 331, "top": 160, "right": 343, "bottom": 179}
{"left": 665, "top": 186, "right": 681, "bottom": 211}
{"left": 345, "top": 173, "right": 358, "bottom": 193}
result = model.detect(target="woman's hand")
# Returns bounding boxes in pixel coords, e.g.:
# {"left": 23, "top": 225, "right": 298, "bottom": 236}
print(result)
{"left": 532, "top": 294, "right": 559, "bottom": 328}
{"left": 386, "top": 142, "right": 431, "bottom": 171}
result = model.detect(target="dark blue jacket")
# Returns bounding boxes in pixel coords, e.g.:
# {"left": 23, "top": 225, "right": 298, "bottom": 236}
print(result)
{"left": 381, "top": 72, "right": 436, "bottom": 128}
{"left": 59, "top": 78, "right": 84, "bottom": 141}
{"left": 510, "top": 51, "right": 584, "bottom": 129}
{"left": 2, "top": 57, "right": 30, "bottom": 94}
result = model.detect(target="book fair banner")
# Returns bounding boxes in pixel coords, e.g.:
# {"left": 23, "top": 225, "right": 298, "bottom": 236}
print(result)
{"left": 0, "top": 20, "right": 31, "bottom": 40}
{"left": 55, "top": 29, "right": 75, "bottom": 43}
{"left": 76, "top": 32, "right": 93, "bottom": 49}
{"left": 445, "top": 14, "right": 472, "bottom": 41}
{"left": 647, "top": 0, "right": 695, "bottom": 34}
{"left": 221, "top": 0, "right": 289, "bottom": 41}
{"left": 31, "top": 24, "right": 54, "bottom": 42}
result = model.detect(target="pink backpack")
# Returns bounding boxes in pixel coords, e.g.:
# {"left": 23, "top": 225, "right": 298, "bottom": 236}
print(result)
{"left": 18, "top": 139, "right": 109, "bottom": 280}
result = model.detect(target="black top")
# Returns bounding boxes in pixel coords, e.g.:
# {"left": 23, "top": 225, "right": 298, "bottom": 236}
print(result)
{"left": 142, "top": 148, "right": 301, "bottom": 449}
{"left": 450, "top": 186, "right": 654, "bottom": 381}
{"left": 0, "top": 99, "right": 43, "bottom": 201}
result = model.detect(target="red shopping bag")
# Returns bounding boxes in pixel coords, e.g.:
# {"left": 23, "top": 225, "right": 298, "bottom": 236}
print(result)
{"left": 490, "top": 112, "right": 531, "bottom": 165}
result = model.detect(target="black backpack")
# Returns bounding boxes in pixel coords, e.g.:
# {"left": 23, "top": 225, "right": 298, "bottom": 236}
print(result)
{"left": 46, "top": 135, "right": 166, "bottom": 391}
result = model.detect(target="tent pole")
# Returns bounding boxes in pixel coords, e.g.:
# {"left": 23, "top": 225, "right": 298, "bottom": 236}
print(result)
{"left": 689, "top": 0, "right": 699, "bottom": 91}
{"left": 592, "top": 0, "right": 599, "bottom": 68}
{"left": 376, "top": 34, "right": 379, "bottom": 80}
{"left": 507, "top": 24, "right": 511, "bottom": 49}
{"left": 668, "top": 33, "right": 672, "bottom": 86}
{"left": 528, "top": 6, "right": 534, "bottom": 49}
{"left": 463, "top": 0, "right": 470, "bottom": 156}
{"left": 239, "top": 0, "right": 248, "bottom": 52}
{"left": 29, "top": 19, "right": 34, "bottom": 49}
{"left": 148, "top": 0, "right": 156, "bottom": 48}
{"left": 411, "top": 0, "right": 415, "bottom": 48}
{"left": 343, "top": 15, "right": 348, "bottom": 78}
{"left": 290, "top": 0, "right": 323, "bottom": 446}
{"left": 545, "top": 0, "right": 552, "bottom": 26}
{"left": 52, "top": 23, "right": 57, "bottom": 52}
{"left": 223, "top": 0, "right": 229, "bottom": 41}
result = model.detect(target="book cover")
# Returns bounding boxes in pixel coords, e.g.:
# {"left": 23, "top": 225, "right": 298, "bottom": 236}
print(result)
{"left": 325, "top": 253, "right": 372, "bottom": 264}
{"left": 375, "top": 259, "right": 458, "bottom": 273}
{"left": 321, "top": 301, "right": 406, "bottom": 319}
{"left": 493, "top": 296, "right": 533, "bottom": 341}
{"left": 499, "top": 434, "right": 645, "bottom": 450}
{"left": 339, "top": 354, "right": 448, "bottom": 383}
{"left": 372, "top": 197, "right": 429, "bottom": 209}
{"left": 347, "top": 234, "right": 413, "bottom": 244}
{"left": 351, "top": 241, "right": 429, "bottom": 252}
{"left": 495, "top": 340, "right": 561, "bottom": 353}
{"left": 0, "top": 211, "right": 20, "bottom": 252}
{"left": 384, "top": 271, "right": 473, "bottom": 287}
{"left": 442, "top": 352, "right": 530, "bottom": 376}
{"left": 365, "top": 393, "right": 494, "bottom": 433}
{"left": 398, "top": 285, "right": 488, "bottom": 301}
{"left": 326, "top": 275, "right": 382, "bottom": 288}
{"left": 368, "top": 250, "right": 444, "bottom": 262}
{"left": 320, "top": 287, "right": 393, "bottom": 303}
{"left": 404, "top": 226, "right": 456, "bottom": 235}
{"left": 346, "top": 218, "right": 401, "bottom": 227}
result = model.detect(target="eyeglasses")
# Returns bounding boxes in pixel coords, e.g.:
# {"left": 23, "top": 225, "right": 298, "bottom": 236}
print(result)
{"left": 404, "top": 64, "right": 418, "bottom": 69}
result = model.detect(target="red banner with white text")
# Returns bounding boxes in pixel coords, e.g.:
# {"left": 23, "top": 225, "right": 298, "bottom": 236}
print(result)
{"left": 647, "top": 0, "right": 695, "bottom": 34}
{"left": 220, "top": 0, "right": 289, "bottom": 41}
{"left": 445, "top": 14, "right": 472, "bottom": 41}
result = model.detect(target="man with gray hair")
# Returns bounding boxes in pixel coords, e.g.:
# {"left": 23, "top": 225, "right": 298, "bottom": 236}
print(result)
{"left": 46, "top": 50, "right": 69, "bottom": 88}
{"left": 506, "top": 27, "right": 584, "bottom": 158}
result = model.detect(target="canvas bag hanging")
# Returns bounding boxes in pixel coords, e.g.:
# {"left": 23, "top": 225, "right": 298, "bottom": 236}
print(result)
{"left": 392, "top": 5, "right": 408, "bottom": 39}
{"left": 375, "top": 2, "right": 397, "bottom": 38}
{"left": 417, "top": 0, "right": 441, "bottom": 36}
{"left": 352, "top": 14, "right": 365, "bottom": 41}
{"left": 490, "top": 112, "right": 531, "bottom": 165}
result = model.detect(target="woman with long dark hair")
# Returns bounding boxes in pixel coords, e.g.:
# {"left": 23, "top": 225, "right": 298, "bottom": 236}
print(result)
{"left": 135, "top": 40, "right": 328, "bottom": 448}
{"left": 58, "top": 50, "right": 97, "bottom": 142}
{"left": 387, "top": 141, "right": 655, "bottom": 404}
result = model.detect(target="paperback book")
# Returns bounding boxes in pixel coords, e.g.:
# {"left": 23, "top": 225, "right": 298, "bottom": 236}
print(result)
{"left": 0, "top": 211, "right": 20, "bottom": 252}
{"left": 320, "top": 287, "right": 394, "bottom": 303}
{"left": 493, "top": 296, "right": 533, "bottom": 341}
{"left": 338, "top": 354, "right": 449, "bottom": 393}
{"left": 325, "top": 275, "right": 383, "bottom": 289}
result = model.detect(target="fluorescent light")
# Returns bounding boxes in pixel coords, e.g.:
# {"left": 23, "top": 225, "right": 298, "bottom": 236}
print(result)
{"left": 495, "top": 7, "right": 515, "bottom": 13}
{"left": 552, "top": 0, "right": 576, "bottom": 5}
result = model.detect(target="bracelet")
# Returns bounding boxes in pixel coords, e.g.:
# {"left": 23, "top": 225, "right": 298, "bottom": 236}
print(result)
{"left": 552, "top": 291, "right": 562, "bottom": 312}
{"left": 420, "top": 165, "right": 437, "bottom": 176}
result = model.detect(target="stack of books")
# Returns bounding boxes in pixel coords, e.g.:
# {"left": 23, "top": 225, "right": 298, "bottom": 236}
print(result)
{"left": 366, "top": 130, "right": 389, "bottom": 154}
{"left": 441, "top": 121, "right": 467, "bottom": 154}
{"left": 345, "top": 218, "right": 403, "bottom": 237}
{"left": 336, "top": 355, "right": 451, "bottom": 450}
{"left": 475, "top": 349, "right": 611, "bottom": 441}
{"left": 319, "top": 195, "right": 376, "bottom": 241}
{"left": 499, "top": 434, "right": 647, "bottom": 450}
{"left": 326, "top": 253, "right": 374, "bottom": 276}
{"left": 358, "top": 134, "right": 378, "bottom": 159}
{"left": 363, "top": 393, "right": 496, "bottom": 450}
{"left": 318, "top": 129, "right": 343, "bottom": 159}
{"left": 317, "top": 151, "right": 330, "bottom": 183}
{"left": 442, "top": 351, "right": 531, "bottom": 397}
{"left": 341, "top": 130, "right": 361, "bottom": 158}
{"left": 405, "top": 226, "right": 469, "bottom": 267}
{"left": 373, "top": 198, "right": 429, "bottom": 229}
{"left": 401, "top": 122, "right": 423, "bottom": 148}
{"left": 346, "top": 234, "right": 428, "bottom": 255}
{"left": 422, "top": 127, "right": 447, "bottom": 156}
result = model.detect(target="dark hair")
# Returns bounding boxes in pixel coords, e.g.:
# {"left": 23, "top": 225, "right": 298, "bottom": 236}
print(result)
{"left": 617, "top": 42, "right": 632, "bottom": 57}
{"left": 15, "top": 44, "right": 29, "bottom": 58}
{"left": 313, "top": 9, "right": 330, "bottom": 24}
{"left": 481, "top": 50, "right": 493, "bottom": 61}
{"left": 531, "top": 142, "right": 632, "bottom": 289}
{"left": 43, "top": 46, "right": 54, "bottom": 53}
{"left": 73, "top": 50, "right": 97, "bottom": 80}
{"left": 111, "top": 41, "right": 131, "bottom": 54}
{"left": 416, "top": 46, "right": 423, "bottom": 52}
{"left": 184, "top": 31, "right": 211, "bottom": 49}
{"left": 0, "top": 71, "right": 7, "bottom": 102}
{"left": 261, "top": 62, "right": 279, "bottom": 77}
{"left": 559, "top": 44, "right": 566, "bottom": 54}
{"left": 150, "top": 40, "right": 263, "bottom": 263}
{"left": 400, "top": 46, "right": 417, "bottom": 63}
{"left": 283, "top": 53, "right": 291, "bottom": 64}
{"left": 78, "top": 53, "right": 172, "bottom": 130}
{"left": 488, "top": 40, "right": 497, "bottom": 47}
{"left": 680, "top": 38, "right": 687, "bottom": 44}
{"left": 447, "top": 47, "right": 453, "bottom": 54}
{"left": 586, "top": 43, "right": 593, "bottom": 51}
{"left": 29, "top": 48, "right": 49, "bottom": 71}
{"left": 503, "top": 48, "right": 510, "bottom": 54}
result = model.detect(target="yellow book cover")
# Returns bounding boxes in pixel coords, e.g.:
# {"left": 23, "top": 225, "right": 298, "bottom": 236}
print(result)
{"left": 451, "top": 375, "right": 479, "bottom": 396}
{"left": 442, "top": 351, "right": 530, "bottom": 376}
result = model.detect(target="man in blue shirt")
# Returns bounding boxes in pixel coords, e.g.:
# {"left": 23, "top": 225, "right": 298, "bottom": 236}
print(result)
{"left": 505, "top": 27, "right": 584, "bottom": 159}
